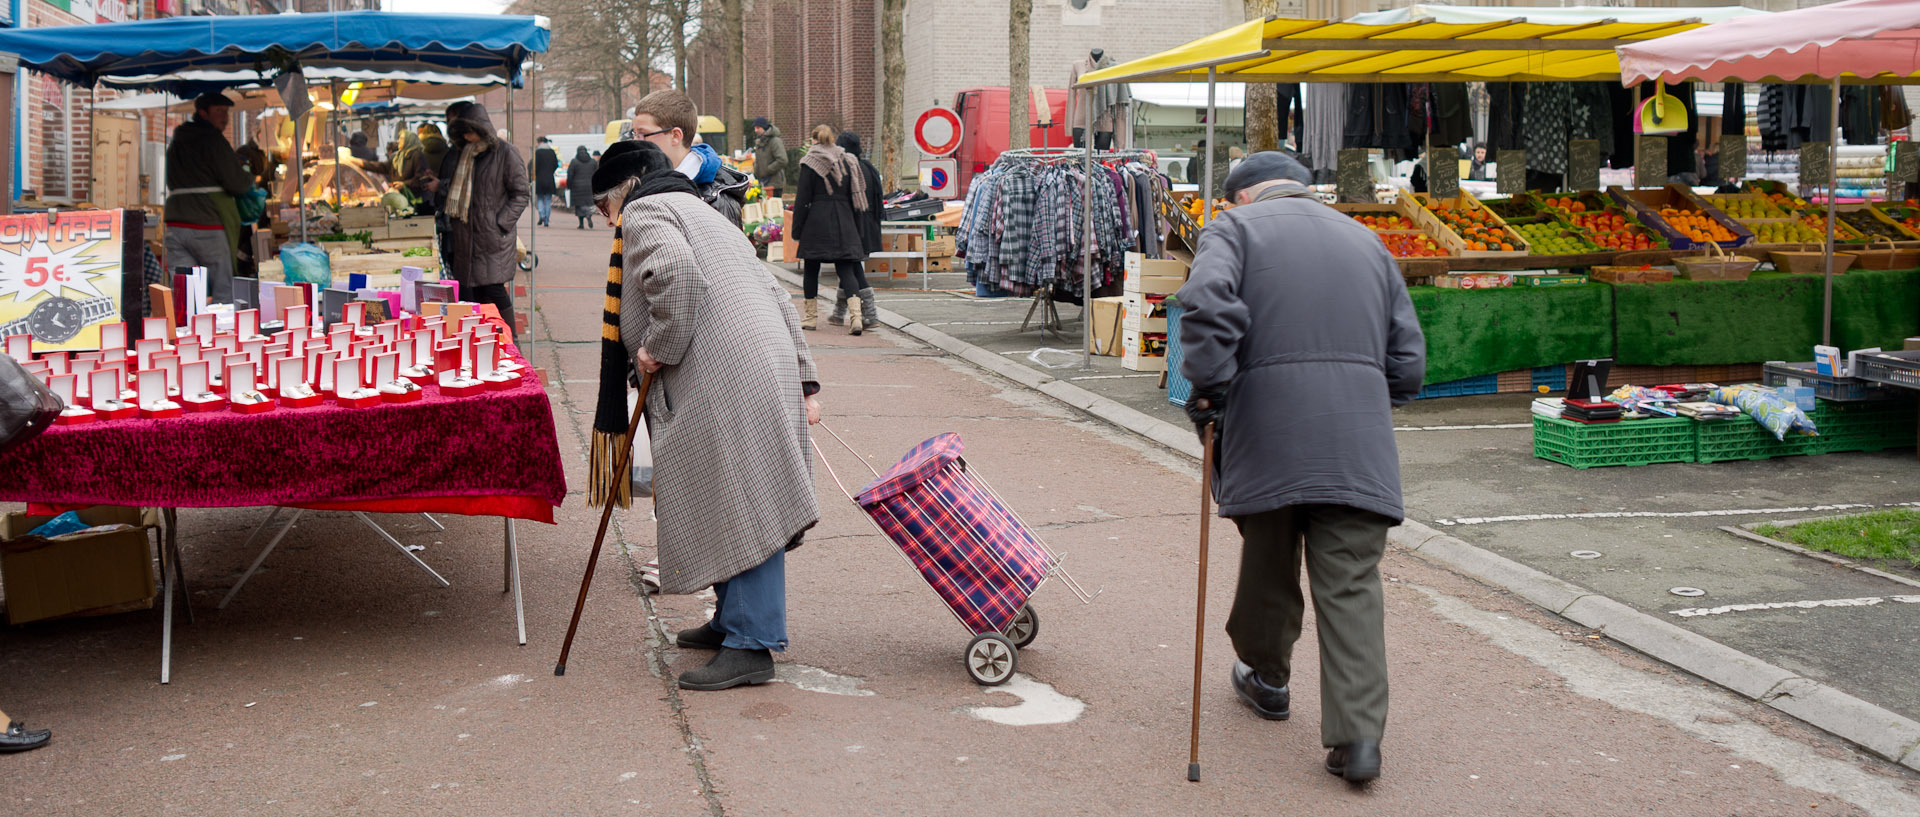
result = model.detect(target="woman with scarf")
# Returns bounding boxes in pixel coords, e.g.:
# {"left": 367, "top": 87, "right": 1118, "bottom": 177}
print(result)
{"left": 827, "top": 131, "right": 884, "bottom": 334}
{"left": 588, "top": 140, "right": 821, "bottom": 692}
{"left": 790, "top": 124, "right": 871, "bottom": 332}
{"left": 566, "top": 146, "right": 598, "bottom": 229}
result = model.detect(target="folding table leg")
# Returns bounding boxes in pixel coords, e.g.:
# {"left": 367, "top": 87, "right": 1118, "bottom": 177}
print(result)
{"left": 159, "top": 509, "right": 176, "bottom": 685}
{"left": 168, "top": 511, "right": 195, "bottom": 625}
{"left": 352, "top": 512, "right": 450, "bottom": 587}
{"left": 239, "top": 506, "right": 284, "bottom": 552}
{"left": 506, "top": 518, "right": 526, "bottom": 645}
{"left": 421, "top": 513, "right": 446, "bottom": 532}
{"left": 220, "top": 508, "right": 305, "bottom": 609}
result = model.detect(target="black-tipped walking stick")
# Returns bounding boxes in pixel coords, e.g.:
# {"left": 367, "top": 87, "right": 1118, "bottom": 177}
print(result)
{"left": 555, "top": 371, "right": 653, "bottom": 676}
{"left": 1188, "top": 411, "right": 1216, "bottom": 782}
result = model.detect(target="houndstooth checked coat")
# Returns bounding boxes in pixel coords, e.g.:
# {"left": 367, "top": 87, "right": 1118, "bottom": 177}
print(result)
{"left": 620, "top": 191, "right": 820, "bottom": 594}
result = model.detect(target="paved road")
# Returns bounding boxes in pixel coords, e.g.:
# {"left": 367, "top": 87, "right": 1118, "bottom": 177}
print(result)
{"left": 2, "top": 221, "right": 1916, "bottom": 815}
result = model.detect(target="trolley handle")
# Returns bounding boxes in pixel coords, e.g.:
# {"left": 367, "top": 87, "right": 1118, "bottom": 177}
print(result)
{"left": 811, "top": 421, "right": 884, "bottom": 504}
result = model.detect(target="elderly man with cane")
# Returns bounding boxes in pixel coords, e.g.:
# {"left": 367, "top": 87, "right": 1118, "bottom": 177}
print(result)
{"left": 1177, "top": 151, "right": 1426, "bottom": 785}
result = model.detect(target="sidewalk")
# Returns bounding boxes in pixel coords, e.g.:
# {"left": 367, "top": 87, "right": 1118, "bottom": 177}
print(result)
{"left": 1, "top": 223, "right": 1915, "bottom": 816}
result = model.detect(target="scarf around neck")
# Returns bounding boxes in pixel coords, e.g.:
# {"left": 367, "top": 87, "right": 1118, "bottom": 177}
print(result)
{"left": 446, "top": 141, "right": 489, "bottom": 221}
{"left": 587, "top": 168, "right": 706, "bottom": 509}
{"left": 801, "top": 143, "right": 870, "bottom": 212}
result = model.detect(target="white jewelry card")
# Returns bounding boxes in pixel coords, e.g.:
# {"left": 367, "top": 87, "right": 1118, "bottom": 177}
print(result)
{"left": 193, "top": 313, "right": 217, "bottom": 344}
{"left": 343, "top": 302, "right": 366, "bottom": 327}
{"left": 136, "top": 368, "right": 166, "bottom": 407}
{"left": 99, "top": 322, "right": 128, "bottom": 350}
{"left": 335, "top": 356, "right": 362, "bottom": 394}
{"left": 155, "top": 354, "right": 180, "bottom": 393}
{"left": 284, "top": 306, "right": 309, "bottom": 334}
{"left": 50, "top": 374, "right": 76, "bottom": 406}
{"left": 317, "top": 350, "right": 337, "bottom": 391}
{"left": 142, "top": 317, "right": 171, "bottom": 344}
{"left": 328, "top": 327, "right": 351, "bottom": 355}
{"left": 102, "top": 347, "right": 128, "bottom": 367}
{"left": 475, "top": 340, "right": 497, "bottom": 378}
{"left": 90, "top": 368, "right": 124, "bottom": 410}
{"left": 278, "top": 357, "right": 307, "bottom": 396}
{"left": 376, "top": 321, "right": 400, "bottom": 346}
{"left": 176, "top": 340, "right": 201, "bottom": 366}
{"left": 228, "top": 361, "right": 258, "bottom": 399}
{"left": 374, "top": 352, "right": 398, "bottom": 386}
{"left": 238, "top": 309, "right": 260, "bottom": 340}
{"left": 411, "top": 333, "right": 434, "bottom": 369}
{"left": 182, "top": 361, "right": 211, "bottom": 397}
{"left": 135, "top": 338, "right": 164, "bottom": 371}
{"left": 43, "top": 353, "right": 68, "bottom": 376}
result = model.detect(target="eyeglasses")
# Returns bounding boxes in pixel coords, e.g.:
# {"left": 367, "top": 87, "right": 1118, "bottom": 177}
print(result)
{"left": 638, "top": 128, "right": 675, "bottom": 140}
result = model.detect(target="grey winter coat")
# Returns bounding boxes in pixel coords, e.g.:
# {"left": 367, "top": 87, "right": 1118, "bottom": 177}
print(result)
{"left": 443, "top": 106, "right": 530, "bottom": 288}
{"left": 619, "top": 191, "right": 820, "bottom": 594}
{"left": 1176, "top": 184, "right": 1426, "bottom": 522}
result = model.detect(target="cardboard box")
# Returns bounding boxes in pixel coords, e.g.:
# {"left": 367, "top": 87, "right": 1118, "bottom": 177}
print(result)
{"left": 924, "top": 256, "right": 956, "bottom": 273}
{"left": 1127, "top": 275, "right": 1185, "bottom": 295}
{"left": 384, "top": 217, "right": 435, "bottom": 240}
{"left": 1521, "top": 273, "right": 1589, "bottom": 287}
{"left": 780, "top": 232, "right": 797, "bottom": 265}
{"left": 1122, "top": 292, "right": 1169, "bottom": 332}
{"left": 1434, "top": 273, "right": 1515, "bottom": 289}
{"left": 1121, "top": 329, "right": 1168, "bottom": 372}
{"left": 924, "top": 235, "right": 957, "bottom": 257}
{"left": 1124, "top": 252, "right": 1189, "bottom": 292}
{"left": 337, "top": 205, "right": 388, "bottom": 229}
{"left": 1087, "top": 296, "right": 1125, "bottom": 356}
{"left": 1904, "top": 337, "right": 1920, "bottom": 351}
{"left": 2, "top": 506, "right": 158, "bottom": 625}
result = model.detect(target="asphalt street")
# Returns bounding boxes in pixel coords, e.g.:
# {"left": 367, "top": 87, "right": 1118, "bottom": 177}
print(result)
{"left": 2, "top": 220, "right": 1917, "bottom": 815}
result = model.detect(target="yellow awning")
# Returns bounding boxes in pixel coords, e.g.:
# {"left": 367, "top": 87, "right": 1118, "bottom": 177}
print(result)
{"left": 1075, "top": 15, "right": 1713, "bottom": 86}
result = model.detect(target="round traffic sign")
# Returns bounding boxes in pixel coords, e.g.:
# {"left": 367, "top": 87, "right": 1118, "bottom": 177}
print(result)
{"left": 914, "top": 107, "right": 962, "bottom": 156}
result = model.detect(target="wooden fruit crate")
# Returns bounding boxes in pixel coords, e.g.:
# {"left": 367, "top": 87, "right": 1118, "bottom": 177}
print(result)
{"left": 1609, "top": 185, "right": 1753, "bottom": 250}
{"left": 1332, "top": 201, "right": 1453, "bottom": 259}
{"left": 1406, "top": 188, "right": 1530, "bottom": 257}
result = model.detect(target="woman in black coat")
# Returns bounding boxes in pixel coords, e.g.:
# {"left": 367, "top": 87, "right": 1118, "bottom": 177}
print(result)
{"left": 791, "top": 124, "right": 873, "bottom": 332}
{"left": 566, "top": 146, "right": 599, "bottom": 228}
{"left": 828, "top": 131, "right": 884, "bottom": 332}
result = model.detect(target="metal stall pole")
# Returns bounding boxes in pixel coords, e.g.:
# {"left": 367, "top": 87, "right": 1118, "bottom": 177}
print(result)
{"left": 1081, "top": 88, "right": 1096, "bottom": 370}
{"left": 330, "top": 80, "right": 342, "bottom": 208}
{"left": 1203, "top": 68, "right": 1217, "bottom": 226}
{"left": 1822, "top": 75, "right": 1839, "bottom": 347}
{"left": 528, "top": 60, "right": 539, "bottom": 360}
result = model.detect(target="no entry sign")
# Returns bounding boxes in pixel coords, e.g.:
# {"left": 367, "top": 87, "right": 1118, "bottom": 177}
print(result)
{"left": 914, "top": 107, "right": 962, "bottom": 157}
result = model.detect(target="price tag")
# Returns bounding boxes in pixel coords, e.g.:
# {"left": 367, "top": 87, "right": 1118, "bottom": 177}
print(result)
{"left": 1567, "top": 140, "right": 1600, "bottom": 192}
{"left": 1636, "top": 136, "right": 1669, "bottom": 188}
{"left": 1336, "top": 149, "right": 1375, "bottom": 204}
{"left": 1426, "top": 147, "right": 1459, "bottom": 199}
{"left": 1496, "top": 150, "right": 1526, "bottom": 194}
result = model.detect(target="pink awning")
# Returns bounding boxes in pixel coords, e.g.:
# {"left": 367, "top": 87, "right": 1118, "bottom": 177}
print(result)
{"left": 1617, "top": 0, "right": 1920, "bottom": 85}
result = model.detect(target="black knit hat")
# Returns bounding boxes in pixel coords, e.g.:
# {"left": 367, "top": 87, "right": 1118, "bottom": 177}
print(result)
{"left": 835, "top": 131, "right": 862, "bottom": 156}
{"left": 753, "top": 116, "right": 771, "bottom": 130}
{"left": 591, "top": 140, "right": 673, "bottom": 195}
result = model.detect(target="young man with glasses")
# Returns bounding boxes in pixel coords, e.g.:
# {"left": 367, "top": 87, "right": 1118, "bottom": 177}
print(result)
{"left": 628, "top": 90, "right": 751, "bottom": 226}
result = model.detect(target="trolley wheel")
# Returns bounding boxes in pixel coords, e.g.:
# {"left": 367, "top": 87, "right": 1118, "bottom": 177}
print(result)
{"left": 1004, "top": 605, "right": 1039, "bottom": 649}
{"left": 964, "top": 633, "right": 1019, "bottom": 686}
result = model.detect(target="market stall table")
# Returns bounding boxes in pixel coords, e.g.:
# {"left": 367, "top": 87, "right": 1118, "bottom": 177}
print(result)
{"left": 0, "top": 323, "right": 566, "bottom": 683}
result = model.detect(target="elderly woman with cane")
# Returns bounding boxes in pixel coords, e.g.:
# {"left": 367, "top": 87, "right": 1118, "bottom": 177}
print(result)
{"left": 587, "top": 139, "right": 822, "bottom": 691}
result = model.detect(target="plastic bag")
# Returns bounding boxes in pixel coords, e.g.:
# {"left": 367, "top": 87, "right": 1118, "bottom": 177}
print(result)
{"left": 26, "top": 511, "right": 89, "bottom": 538}
{"left": 1709, "top": 385, "right": 1818, "bottom": 441}
{"left": 279, "top": 242, "right": 332, "bottom": 287}
{"left": 237, "top": 187, "right": 268, "bottom": 223}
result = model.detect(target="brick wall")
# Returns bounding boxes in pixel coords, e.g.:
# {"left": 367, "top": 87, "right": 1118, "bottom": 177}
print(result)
{"left": 688, "top": 0, "right": 877, "bottom": 154}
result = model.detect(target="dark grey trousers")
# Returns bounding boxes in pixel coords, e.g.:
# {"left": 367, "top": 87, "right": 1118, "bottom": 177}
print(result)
{"left": 1227, "top": 503, "right": 1391, "bottom": 747}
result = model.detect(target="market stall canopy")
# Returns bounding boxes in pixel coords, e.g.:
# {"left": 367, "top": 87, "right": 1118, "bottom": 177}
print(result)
{"left": 1616, "top": 0, "right": 1920, "bottom": 85}
{"left": 1073, "top": 6, "right": 1767, "bottom": 87}
{"left": 0, "top": 11, "right": 549, "bottom": 93}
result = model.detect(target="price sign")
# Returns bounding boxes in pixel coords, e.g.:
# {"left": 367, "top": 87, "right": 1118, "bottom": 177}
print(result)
{"left": 0, "top": 209, "right": 125, "bottom": 352}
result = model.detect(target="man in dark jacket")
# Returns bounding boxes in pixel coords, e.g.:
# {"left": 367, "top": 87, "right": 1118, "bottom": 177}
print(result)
{"left": 530, "top": 135, "right": 559, "bottom": 227}
{"left": 630, "top": 90, "right": 749, "bottom": 226}
{"left": 752, "top": 117, "right": 787, "bottom": 200}
{"left": 1177, "top": 151, "right": 1425, "bottom": 786}
{"left": 428, "top": 104, "right": 528, "bottom": 338}
{"left": 163, "top": 92, "right": 255, "bottom": 302}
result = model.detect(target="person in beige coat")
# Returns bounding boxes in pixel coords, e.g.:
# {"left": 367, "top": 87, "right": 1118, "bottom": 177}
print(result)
{"left": 592, "top": 140, "right": 821, "bottom": 691}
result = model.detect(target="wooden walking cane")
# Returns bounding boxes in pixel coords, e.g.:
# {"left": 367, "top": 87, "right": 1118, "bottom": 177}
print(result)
{"left": 1188, "top": 413, "right": 1216, "bottom": 782}
{"left": 555, "top": 370, "right": 653, "bottom": 676}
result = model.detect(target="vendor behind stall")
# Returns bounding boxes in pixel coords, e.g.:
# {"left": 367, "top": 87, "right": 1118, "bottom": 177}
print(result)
{"left": 163, "top": 92, "right": 254, "bottom": 302}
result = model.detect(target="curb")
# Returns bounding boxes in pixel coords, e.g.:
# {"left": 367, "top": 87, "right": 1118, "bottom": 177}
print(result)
{"left": 768, "top": 262, "right": 1920, "bottom": 773}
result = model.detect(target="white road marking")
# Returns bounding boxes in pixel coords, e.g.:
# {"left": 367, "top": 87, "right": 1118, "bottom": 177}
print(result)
{"left": 924, "top": 321, "right": 1031, "bottom": 326}
{"left": 1394, "top": 423, "right": 1532, "bottom": 431}
{"left": 1436, "top": 502, "right": 1920, "bottom": 526}
{"left": 1671, "top": 595, "right": 1920, "bottom": 618}
{"left": 1067, "top": 374, "right": 1160, "bottom": 381}
{"left": 1413, "top": 583, "right": 1920, "bottom": 817}
{"left": 966, "top": 674, "right": 1086, "bottom": 726}
{"left": 773, "top": 664, "right": 876, "bottom": 697}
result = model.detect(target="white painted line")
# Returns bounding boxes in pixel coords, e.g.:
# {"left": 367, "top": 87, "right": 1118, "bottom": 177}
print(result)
{"left": 925, "top": 321, "right": 1033, "bottom": 326}
{"left": 1672, "top": 595, "right": 1920, "bottom": 618}
{"left": 1395, "top": 423, "right": 1531, "bottom": 432}
{"left": 1436, "top": 502, "right": 1920, "bottom": 526}
{"left": 1067, "top": 374, "right": 1160, "bottom": 381}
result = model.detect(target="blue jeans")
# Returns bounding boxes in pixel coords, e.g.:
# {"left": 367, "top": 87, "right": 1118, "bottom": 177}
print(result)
{"left": 711, "top": 549, "right": 787, "bottom": 651}
{"left": 535, "top": 193, "right": 552, "bottom": 224}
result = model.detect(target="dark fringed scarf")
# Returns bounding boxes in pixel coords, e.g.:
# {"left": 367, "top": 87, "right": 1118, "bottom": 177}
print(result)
{"left": 588, "top": 169, "right": 703, "bottom": 509}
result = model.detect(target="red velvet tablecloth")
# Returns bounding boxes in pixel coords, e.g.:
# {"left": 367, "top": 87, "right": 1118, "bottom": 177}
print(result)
{"left": 0, "top": 329, "right": 568, "bottom": 524}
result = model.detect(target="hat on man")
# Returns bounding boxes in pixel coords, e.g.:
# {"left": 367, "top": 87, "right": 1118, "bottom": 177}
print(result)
{"left": 193, "top": 92, "right": 234, "bottom": 111}
{"left": 1222, "top": 150, "right": 1312, "bottom": 200}
{"left": 592, "top": 140, "right": 674, "bottom": 196}
{"left": 753, "top": 117, "right": 770, "bottom": 130}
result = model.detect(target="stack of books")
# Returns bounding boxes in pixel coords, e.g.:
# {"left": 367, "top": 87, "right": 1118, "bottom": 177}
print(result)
{"left": 1562, "top": 399, "right": 1624, "bottom": 424}
{"left": 1531, "top": 397, "right": 1564, "bottom": 419}
{"left": 1675, "top": 401, "right": 1743, "bottom": 420}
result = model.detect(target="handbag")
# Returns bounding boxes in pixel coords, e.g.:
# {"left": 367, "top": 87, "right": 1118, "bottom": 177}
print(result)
{"left": 0, "top": 354, "right": 62, "bottom": 457}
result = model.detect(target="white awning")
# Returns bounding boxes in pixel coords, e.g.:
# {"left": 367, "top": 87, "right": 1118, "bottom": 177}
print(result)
{"left": 1129, "top": 82, "right": 1247, "bottom": 109}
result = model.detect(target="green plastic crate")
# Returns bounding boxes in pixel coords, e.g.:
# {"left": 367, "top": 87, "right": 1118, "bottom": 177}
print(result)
{"left": 1693, "top": 400, "right": 1916, "bottom": 462}
{"left": 1532, "top": 415, "right": 1696, "bottom": 469}
{"left": 1693, "top": 419, "right": 1825, "bottom": 462}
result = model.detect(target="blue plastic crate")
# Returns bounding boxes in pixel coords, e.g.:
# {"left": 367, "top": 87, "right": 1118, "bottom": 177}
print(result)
{"left": 1417, "top": 374, "right": 1498, "bottom": 399}
{"left": 1531, "top": 365, "right": 1568, "bottom": 391}
{"left": 1166, "top": 302, "right": 1192, "bottom": 407}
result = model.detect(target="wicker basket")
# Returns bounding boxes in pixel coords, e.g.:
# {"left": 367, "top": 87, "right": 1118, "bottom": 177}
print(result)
{"left": 1674, "top": 242, "right": 1759, "bottom": 281}
{"left": 1771, "top": 243, "right": 1856, "bottom": 275}
{"left": 1845, "top": 236, "right": 1920, "bottom": 271}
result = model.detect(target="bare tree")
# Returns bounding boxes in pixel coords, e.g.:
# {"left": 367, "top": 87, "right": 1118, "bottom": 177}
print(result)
{"left": 723, "top": 0, "right": 744, "bottom": 153}
{"left": 658, "top": 0, "right": 700, "bottom": 93}
{"left": 512, "top": 0, "right": 662, "bottom": 122}
{"left": 1008, "top": 0, "right": 1031, "bottom": 151}
{"left": 881, "top": 0, "right": 905, "bottom": 186}
{"left": 1242, "top": 0, "right": 1279, "bottom": 152}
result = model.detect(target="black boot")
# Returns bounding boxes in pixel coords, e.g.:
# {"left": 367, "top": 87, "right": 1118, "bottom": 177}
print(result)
{"left": 677, "top": 647, "right": 775, "bottom": 691}
{"left": 1325, "top": 740, "right": 1382, "bottom": 783}
{"left": 675, "top": 621, "right": 725, "bottom": 650}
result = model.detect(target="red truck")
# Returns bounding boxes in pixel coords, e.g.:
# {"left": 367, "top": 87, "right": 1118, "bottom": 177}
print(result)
{"left": 951, "top": 86, "right": 1072, "bottom": 196}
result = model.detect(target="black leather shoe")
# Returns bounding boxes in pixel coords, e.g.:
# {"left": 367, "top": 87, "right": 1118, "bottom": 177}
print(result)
{"left": 1325, "top": 739, "right": 1382, "bottom": 783}
{"left": 675, "top": 621, "right": 725, "bottom": 650}
{"left": 677, "top": 648, "right": 775, "bottom": 691}
{"left": 0, "top": 721, "right": 51, "bottom": 753}
{"left": 1230, "top": 661, "right": 1290, "bottom": 720}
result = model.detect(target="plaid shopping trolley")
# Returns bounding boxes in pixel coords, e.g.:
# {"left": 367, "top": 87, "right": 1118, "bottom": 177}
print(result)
{"left": 814, "top": 426, "right": 1096, "bottom": 685}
